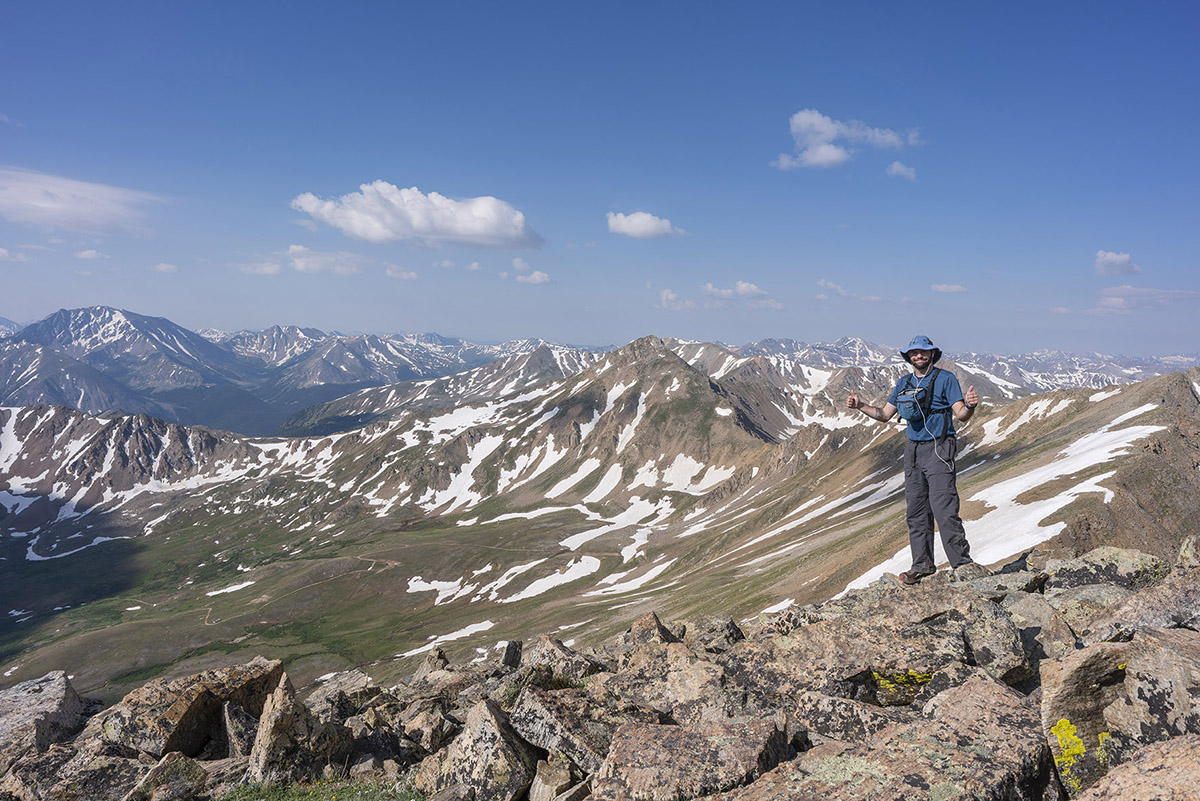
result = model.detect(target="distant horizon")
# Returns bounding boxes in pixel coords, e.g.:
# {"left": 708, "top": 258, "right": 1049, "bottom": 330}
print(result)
{"left": 3, "top": 303, "right": 1197, "bottom": 361}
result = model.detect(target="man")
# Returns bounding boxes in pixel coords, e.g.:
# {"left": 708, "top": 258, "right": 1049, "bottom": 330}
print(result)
{"left": 846, "top": 334, "right": 986, "bottom": 584}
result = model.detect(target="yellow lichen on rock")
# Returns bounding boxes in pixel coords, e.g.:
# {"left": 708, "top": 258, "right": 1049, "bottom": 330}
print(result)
{"left": 1051, "top": 717, "right": 1086, "bottom": 793}
{"left": 871, "top": 669, "right": 934, "bottom": 705}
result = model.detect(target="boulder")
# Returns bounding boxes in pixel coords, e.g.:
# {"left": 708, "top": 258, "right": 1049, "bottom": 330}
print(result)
{"left": 1044, "top": 585, "right": 1133, "bottom": 631}
{"left": 119, "top": 751, "right": 208, "bottom": 801}
{"left": 711, "top": 675, "right": 1055, "bottom": 801}
{"left": 1039, "top": 641, "right": 1129, "bottom": 796}
{"left": 521, "top": 636, "right": 606, "bottom": 682}
{"left": 0, "top": 671, "right": 84, "bottom": 773}
{"left": 1040, "top": 627, "right": 1200, "bottom": 795}
{"left": 303, "top": 668, "right": 380, "bottom": 723}
{"left": 501, "top": 641, "right": 523, "bottom": 669}
{"left": 1101, "top": 628, "right": 1200, "bottom": 755}
{"left": 1044, "top": 547, "right": 1171, "bottom": 592}
{"left": 551, "top": 780, "right": 591, "bottom": 801}
{"left": 399, "top": 697, "right": 459, "bottom": 754}
{"left": 791, "top": 691, "right": 911, "bottom": 743}
{"left": 221, "top": 702, "right": 258, "bottom": 758}
{"left": 348, "top": 754, "right": 383, "bottom": 779}
{"left": 94, "top": 656, "right": 283, "bottom": 759}
{"left": 0, "top": 739, "right": 150, "bottom": 801}
{"left": 720, "top": 582, "right": 1027, "bottom": 709}
{"left": 626, "top": 611, "right": 681, "bottom": 646}
{"left": 1075, "top": 734, "right": 1200, "bottom": 800}
{"left": 598, "top": 641, "right": 764, "bottom": 726}
{"left": 427, "top": 784, "right": 476, "bottom": 801}
{"left": 1005, "top": 593, "right": 1079, "bottom": 673}
{"left": 409, "top": 664, "right": 493, "bottom": 706}
{"left": 412, "top": 699, "right": 538, "bottom": 801}
{"left": 527, "top": 753, "right": 574, "bottom": 801}
{"left": 678, "top": 616, "right": 745, "bottom": 654}
{"left": 509, "top": 685, "right": 660, "bottom": 774}
{"left": 1080, "top": 566, "right": 1200, "bottom": 644}
{"left": 344, "top": 709, "right": 400, "bottom": 761}
{"left": 958, "top": 570, "right": 1048, "bottom": 602}
{"left": 590, "top": 714, "right": 791, "bottom": 800}
{"left": 411, "top": 648, "right": 451, "bottom": 684}
{"left": 246, "top": 672, "right": 352, "bottom": 784}
{"left": 199, "top": 756, "right": 252, "bottom": 800}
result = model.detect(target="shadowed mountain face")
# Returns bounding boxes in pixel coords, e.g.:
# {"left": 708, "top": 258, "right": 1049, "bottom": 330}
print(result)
{"left": 2, "top": 325, "right": 1198, "bottom": 701}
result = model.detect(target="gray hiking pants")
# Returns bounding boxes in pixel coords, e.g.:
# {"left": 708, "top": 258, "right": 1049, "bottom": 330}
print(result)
{"left": 904, "top": 437, "right": 972, "bottom": 570}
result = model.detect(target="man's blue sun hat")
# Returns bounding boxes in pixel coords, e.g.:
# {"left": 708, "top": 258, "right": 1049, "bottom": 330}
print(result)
{"left": 900, "top": 334, "right": 942, "bottom": 365}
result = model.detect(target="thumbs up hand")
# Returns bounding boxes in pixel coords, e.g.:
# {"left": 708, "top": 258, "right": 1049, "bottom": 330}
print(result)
{"left": 965, "top": 385, "right": 979, "bottom": 408}
{"left": 847, "top": 390, "right": 861, "bottom": 409}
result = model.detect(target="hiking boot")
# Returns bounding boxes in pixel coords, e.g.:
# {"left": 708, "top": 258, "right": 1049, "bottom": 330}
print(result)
{"left": 953, "top": 562, "right": 990, "bottom": 582}
{"left": 899, "top": 568, "right": 935, "bottom": 585}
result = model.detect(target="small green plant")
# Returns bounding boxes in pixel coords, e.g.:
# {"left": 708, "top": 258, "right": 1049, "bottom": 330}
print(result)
{"left": 217, "top": 778, "right": 423, "bottom": 800}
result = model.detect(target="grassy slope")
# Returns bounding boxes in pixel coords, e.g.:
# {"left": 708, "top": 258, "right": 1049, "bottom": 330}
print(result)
{"left": 2, "top": 371, "right": 1197, "bottom": 702}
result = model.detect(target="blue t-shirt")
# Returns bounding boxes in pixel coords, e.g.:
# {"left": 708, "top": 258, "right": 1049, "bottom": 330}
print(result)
{"left": 887, "top": 368, "right": 964, "bottom": 441}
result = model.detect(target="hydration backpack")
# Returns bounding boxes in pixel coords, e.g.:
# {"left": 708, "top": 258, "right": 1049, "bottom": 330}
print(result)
{"left": 895, "top": 367, "right": 941, "bottom": 423}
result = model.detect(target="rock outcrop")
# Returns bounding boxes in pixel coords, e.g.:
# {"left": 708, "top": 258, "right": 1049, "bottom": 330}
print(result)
{"left": 2, "top": 544, "right": 1197, "bottom": 800}
{"left": 0, "top": 670, "right": 84, "bottom": 774}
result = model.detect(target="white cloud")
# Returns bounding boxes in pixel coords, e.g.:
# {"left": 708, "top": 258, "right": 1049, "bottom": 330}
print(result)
{"left": 657, "top": 288, "right": 695, "bottom": 311}
{"left": 385, "top": 264, "right": 418, "bottom": 280}
{"left": 498, "top": 271, "right": 509, "bottom": 279}
{"left": 701, "top": 282, "right": 734, "bottom": 299}
{"left": 1050, "top": 307, "right": 1071, "bottom": 314}
{"left": 607, "top": 211, "right": 685, "bottom": 239}
{"left": 931, "top": 284, "right": 967, "bottom": 293}
{"left": 152, "top": 262, "right": 178, "bottom": 273}
{"left": 239, "top": 262, "right": 282, "bottom": 275}
{"left": 887, "top": 161, "right": 917, "bottom": 181}
{"left": 701, "top": 280, "right": 781, "bottom": 309}
{"left": 774, "top": 109, "right": 915, "bottom": 170}
{"left": 1094, "top": 250, "right": 1141, "bottom": 276}
{"left": 286, "top": 244, "right": 363, "bottom": 275}
{"left": 465, "top": 261, "right": 481, "bottom": 271}
{"left": 512, "top": 257, "right": 533, "bottom": 273}
{"left": 817, "top": 278, "right": 882, "bottom": 302}
{"left": 1085, "top": 285, "right": 1200, "bottom": 315}
{"left": 516, "top": 270, "right": 550, "bottom": 284}
{"left": 74, "top": 249, "right": 108, "bottom": 260}
{"left": 0, "top": 247, "right": 29, "bottom": 262}
{"left": 0, "top": 167, "right": 162, "bottom": 235}
{"left": 435, "top": 259, "right": 455, "bottom": 269}
{"left": 291, "top": 181, "right": 542, "bottom": 248}
{"left": 292, "top": 218, "right": 318, "bottom": 232}
{"left": 0, "top": 114, "right": 22, "bottom": 128}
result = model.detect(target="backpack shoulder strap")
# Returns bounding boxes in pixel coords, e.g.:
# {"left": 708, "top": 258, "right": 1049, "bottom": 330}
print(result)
{"left": 923, "top": 368, "right": 940, "bottom": 412}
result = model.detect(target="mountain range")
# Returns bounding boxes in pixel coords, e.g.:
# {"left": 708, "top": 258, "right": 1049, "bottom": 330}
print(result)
{"left": 3, "top": 318, "right": 1198, "bottom": 703}
{"left": 3, "top": 306, "right": 1197, "bottom": 438}
{"left": 0, "top": 308, "right": 606, "bottom": 435}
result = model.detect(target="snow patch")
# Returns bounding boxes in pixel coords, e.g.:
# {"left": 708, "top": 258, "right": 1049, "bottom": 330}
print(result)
{"left": 399, "top": 620, "right": 495, "bottom": 658}
{"left": 498, "top": 556, "right": 601, "bottom": 603}
{"left": 206, "top": 581, "right": 256, "bottom": 596}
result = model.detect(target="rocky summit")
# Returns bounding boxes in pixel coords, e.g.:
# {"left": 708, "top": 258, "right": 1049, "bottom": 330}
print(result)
{"left": 2, "top": 541, "right": 1198, "bottom": 801}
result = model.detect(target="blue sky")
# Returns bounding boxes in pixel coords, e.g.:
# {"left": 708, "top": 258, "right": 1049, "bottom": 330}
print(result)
{"left": 1, "top": 2, "right": 1197, "bottom": 355}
